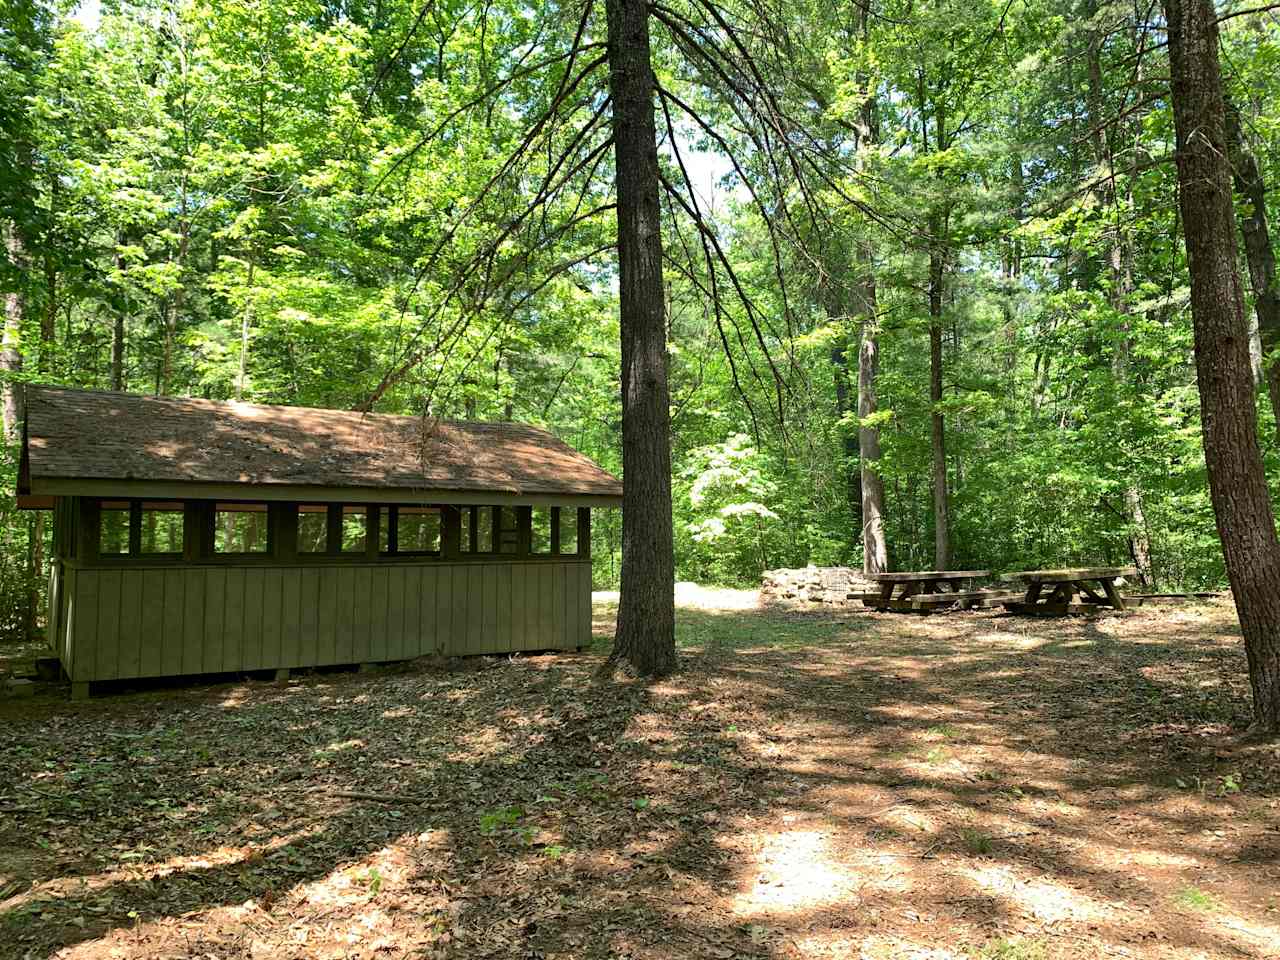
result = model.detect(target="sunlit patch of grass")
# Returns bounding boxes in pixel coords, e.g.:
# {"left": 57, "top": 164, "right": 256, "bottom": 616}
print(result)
{"left": 957, "top": 827, "right": 994, "bottom": 856}
{"left": 926, "top": 724, "right": 960, "bottom": 739}
{"left": 1174, "top": 885, "right": 1218, "bottom": 911}
{"left": 971, "top": 938, "right": 1046, "bottom": 960}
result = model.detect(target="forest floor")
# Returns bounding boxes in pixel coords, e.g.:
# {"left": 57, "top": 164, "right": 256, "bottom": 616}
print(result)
{"left": 1, "top": 592, "right": 1278, "bottom": 960}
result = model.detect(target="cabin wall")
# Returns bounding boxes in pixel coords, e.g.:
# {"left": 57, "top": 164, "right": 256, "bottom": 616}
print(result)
{"left": 60, "top": 559, "right": 592, "bottom": 683}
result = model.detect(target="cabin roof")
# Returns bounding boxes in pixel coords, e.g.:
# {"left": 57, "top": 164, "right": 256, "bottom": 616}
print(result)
{"left": 20, "top": 386, "right": 622, "bottom": 505}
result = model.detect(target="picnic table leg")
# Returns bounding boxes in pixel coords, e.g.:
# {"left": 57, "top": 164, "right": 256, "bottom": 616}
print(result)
{"left": 877, "top": 582, "right": 895, "bottom": 610}
{"left": 1024, "top": 582, "right": 1043, "bottom": 605}
{"left": 1100, "top": 577, "right": 1126, "bottom": 611}
{"left": 1077, "top": 581, "right": 1106, "bottom": 604}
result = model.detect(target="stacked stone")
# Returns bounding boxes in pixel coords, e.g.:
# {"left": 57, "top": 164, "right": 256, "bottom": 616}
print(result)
{"left": 760, "top": 566, "right": 876, "bottom": 607}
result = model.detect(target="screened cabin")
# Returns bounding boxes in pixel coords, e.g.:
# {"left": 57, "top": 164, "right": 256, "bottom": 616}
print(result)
{"left": 17, "top": 386, "right": 622, "bottom": 697}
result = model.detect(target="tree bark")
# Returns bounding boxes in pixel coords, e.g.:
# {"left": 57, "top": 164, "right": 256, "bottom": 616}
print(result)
{"left": 604, "top": 0, "right": 676, "bottom": 677}
{"left": 1225, "top": 99, "right": 1280, "bottom": 442}
{"left": 857, "top": 284, "right": 888, "bottom": 575}
{"left": 1164, "top": 0, "right": 1280, "bottom": 732}
{"left": 2, "top": 224, "right": 26, "bottom": 442}
{"left": 928, "top": 213, "right": 949, "bottom": 571}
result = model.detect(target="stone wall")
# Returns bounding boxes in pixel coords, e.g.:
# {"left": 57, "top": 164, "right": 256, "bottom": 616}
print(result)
{"left": 760, "top": 566, "right": 877, "bottom": 607}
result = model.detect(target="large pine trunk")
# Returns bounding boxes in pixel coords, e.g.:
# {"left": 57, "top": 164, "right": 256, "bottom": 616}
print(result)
{"left": 1164, "top": 0, "right": 1280, "bottom": 732}
{"left": 604, "top": 0, "right": 676, "bottom": 676}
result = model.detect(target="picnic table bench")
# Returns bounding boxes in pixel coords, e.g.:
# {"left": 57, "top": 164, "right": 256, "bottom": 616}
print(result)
{"left": 852, "top": 570, "right": 1020, "bottom": 613}
{"left": 999, "top": 566, "right": 1140, "bottom": 615}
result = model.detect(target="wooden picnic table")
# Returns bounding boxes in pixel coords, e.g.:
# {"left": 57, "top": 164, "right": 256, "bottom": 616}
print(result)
{"left": 999, "top": 566, "right": 1138, "bottom": 614}
{"left": 862, "top": 570, "right": 1002, "bottom": 613}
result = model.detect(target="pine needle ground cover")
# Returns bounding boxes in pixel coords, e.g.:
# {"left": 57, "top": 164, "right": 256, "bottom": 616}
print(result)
{"left": 1, "top": 596, "right": 1277, "bottom": 960}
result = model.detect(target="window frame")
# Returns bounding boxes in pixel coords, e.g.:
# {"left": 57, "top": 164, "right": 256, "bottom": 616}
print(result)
{"left": 92, "top": 498, "right": 187, "bottom": 561}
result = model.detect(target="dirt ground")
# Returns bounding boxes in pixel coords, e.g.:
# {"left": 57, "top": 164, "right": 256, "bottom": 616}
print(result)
{"left": 1, "top": 591, "right": 1278, "bottom": 960}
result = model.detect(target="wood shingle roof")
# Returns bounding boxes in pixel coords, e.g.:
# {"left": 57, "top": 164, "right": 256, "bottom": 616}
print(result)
{"left": 20, "top": 386, "right": 622, "bottom": 504}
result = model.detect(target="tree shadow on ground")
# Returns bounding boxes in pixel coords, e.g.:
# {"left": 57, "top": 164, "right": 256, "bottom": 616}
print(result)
{"left": 0, "top": 598, "right": 1276, "bottom": 959}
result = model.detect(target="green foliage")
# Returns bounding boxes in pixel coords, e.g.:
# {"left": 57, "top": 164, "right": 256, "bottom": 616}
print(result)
{"left": 0, "top": 0, "right": 1274, "bottom": 643}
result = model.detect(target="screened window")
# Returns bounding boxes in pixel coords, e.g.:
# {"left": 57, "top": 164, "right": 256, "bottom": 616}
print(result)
{"left": 297, "top": 505, "right": 328, "bottom": 553}
{"left": 398, "top": 508, "right": 440, "bottom": 553}
{"left": 98, "top": 501, "right": 131, "bottom": 556}
{"left": 531, "top": 507, "right": 552, "bottom": 555}
{"left": 380, "top": 506, "right": 441, "bottom": 555}
{"left": 461, "top": 506, "right": 492, "bottom": 553}
{"left": 496, "top": 506, "right": 519, "bottom": 554}
{"left": 139, "top": 503, "right": 184, "bottom": 555}
{"left": 559, "top": 508, "right": 578, "bottom": 555}
{"left": 214, "top": 503, "right": 270, "bottom": 554}
{"left": 98, "top": 500, "right": 185, "bottom": 557}
{"left": 340, "top": 506, "right": 367, "bottom": 553}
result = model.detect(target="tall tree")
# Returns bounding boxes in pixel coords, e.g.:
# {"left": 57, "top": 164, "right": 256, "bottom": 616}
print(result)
{"left": 603, "top": 0, "right": 676, "bottom": 675}
{"left": 1163, "top": 0, "right": 1280, "bottom": 732}
{"left": 1225, "top": 99, "right": 1280, "bottom": 442}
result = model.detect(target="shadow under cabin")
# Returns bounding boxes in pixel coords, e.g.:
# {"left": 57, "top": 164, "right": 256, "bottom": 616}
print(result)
{"left": 16, "top": 386, "right": 622, "bottom": 698}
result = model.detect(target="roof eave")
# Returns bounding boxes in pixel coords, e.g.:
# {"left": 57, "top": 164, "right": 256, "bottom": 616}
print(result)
{"left": 25, "top": 476, "right": 623, "bottom": 508}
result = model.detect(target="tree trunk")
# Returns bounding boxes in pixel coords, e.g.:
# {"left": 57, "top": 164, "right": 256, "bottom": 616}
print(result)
{"left": 928, "top": 215, "right": 949, "bottom": 571}
{"left": 858, "top": 286, "right": 888, "bottom": 575}
{"left": 1225, "top": 99, "right": 1280, "bottom": 442}
{"left": 1164, "top": 0, "right": 1280, "bottom": 732}
{"left": 604, "top": 0, "right": 676, "bottom": 677}
{"left": 2, "top": 224, "right": 26, "bottom": 443}
{"left": 829, "top": 326, "right": 862, "bottom": 525}
{"left": 853, "top": 1, "right": 887, "bottom": 575}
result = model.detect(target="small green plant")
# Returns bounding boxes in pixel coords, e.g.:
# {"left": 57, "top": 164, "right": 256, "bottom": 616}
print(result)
{"left": 927, "top": 724, "right": 960, "bottom": 739}
{"left": 972, "top": 938, "right": 1045, "bottom": 960}
{"left": 958, "top": 827, "right": 994, "bottom": 856}
{"left": 478, "top": 805, "right": 524, "bottom": 834}
{"left": 1219, "top": 773, "right": 1241, "bottom": 796}
{"left": 362, "top": 867, "right": 383, "bottom": 896}
{"left": 1175, "top": 885, "right": 1218, "bottom": 911}
{"left": 924, "top": 746, "right": 948, "bottom": 765}
{"left": 543, "top": 844, "right": 567, "bottom": 859}
{"left": 632, "top": 796, "right": 650, "bottom": 811}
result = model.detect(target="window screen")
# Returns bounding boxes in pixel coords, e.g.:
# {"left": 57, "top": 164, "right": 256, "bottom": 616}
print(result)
{"left": 139, "top": 502, "right": 184, "bottom": 555}
{"left": 559, "top": 508, "right": 578, "bottom": 554}
{"left": 298, "top": 505, "right": 328, "bottom": 553}
{"left": 397, "top": 507, "right": 440, "bottom": 553}
{"left": 98, "top": 501, "right": 131, "bottom": 556}
{"left": 214, "top": 503, "right": 270, "bottom": 554}
{"left": 340, "top": 506, "right": 367, "bottom": 553}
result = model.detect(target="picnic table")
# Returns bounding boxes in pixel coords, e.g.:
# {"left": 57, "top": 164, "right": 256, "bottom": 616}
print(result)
{"left": 855, "top": 570, "right": 1019, "bottom": 613}
{"left": 999, "top": 566, "right": 1139, "bottom": 615}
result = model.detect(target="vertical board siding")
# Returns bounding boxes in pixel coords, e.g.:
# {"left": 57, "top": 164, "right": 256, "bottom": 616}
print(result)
{"left": 118, "top": 571, "right": 143, "bottom": 680}
{"left": 222, "top": 568, "right": 246, "bottom": 673}
{"left": 280, "top": 568, "right": 302, "bottom": 668}
{"left": 67, "top": 560, "right": 590, "bottom": 681}
{"left": 260, "top": 568, "right": 282, "bottom": 670}
{"left": 161, "top": 569, "right": 185, "bottom": 677}
{"left": 182, "top": 569, "right": 206, "bottom": 676}
{"left": 95, "top": 570, "right": 122, "bottom": 681}
{"left": 138, "top": 570, "right": 165, "bottom": 678}
{"left": 203, "top": 569, "right": 226, "bottom": 674}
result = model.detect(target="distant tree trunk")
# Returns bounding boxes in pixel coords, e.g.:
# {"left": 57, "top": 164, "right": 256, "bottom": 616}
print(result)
{"left": 604, "top": 0, "right": 676, "bottom": 677}
{"left": 1164, "top": 0, "right": 1280, "bottom": 732}
{"left": 1225, "top": 99, "right": 1280, "bottom": 442}
{"left": 854, "top": 2, "right": 887, "bottom": 575}
{"left": 1085, "top": 7, "right": 1155, "bottom": 586}
{"left": 829, "top": 320, "right": 861, "bottom": 524}
{"left": 858, "top": 285, "right": 888, "bottom": 575}
{"left": 2, "top": 224, "right": 26, "bottom": 442}
{"left": 928, "top": 213, "right": 949, "bottom": 571}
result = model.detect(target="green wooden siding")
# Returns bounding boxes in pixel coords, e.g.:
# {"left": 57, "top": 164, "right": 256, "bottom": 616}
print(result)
{"left": 60, "top": 559, "right": 592, "bottom": 682}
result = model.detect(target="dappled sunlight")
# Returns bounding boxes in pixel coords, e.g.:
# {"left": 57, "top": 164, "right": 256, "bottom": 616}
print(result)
{"left": 3, "top": 597, "right": 1277, "bottom": 959}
